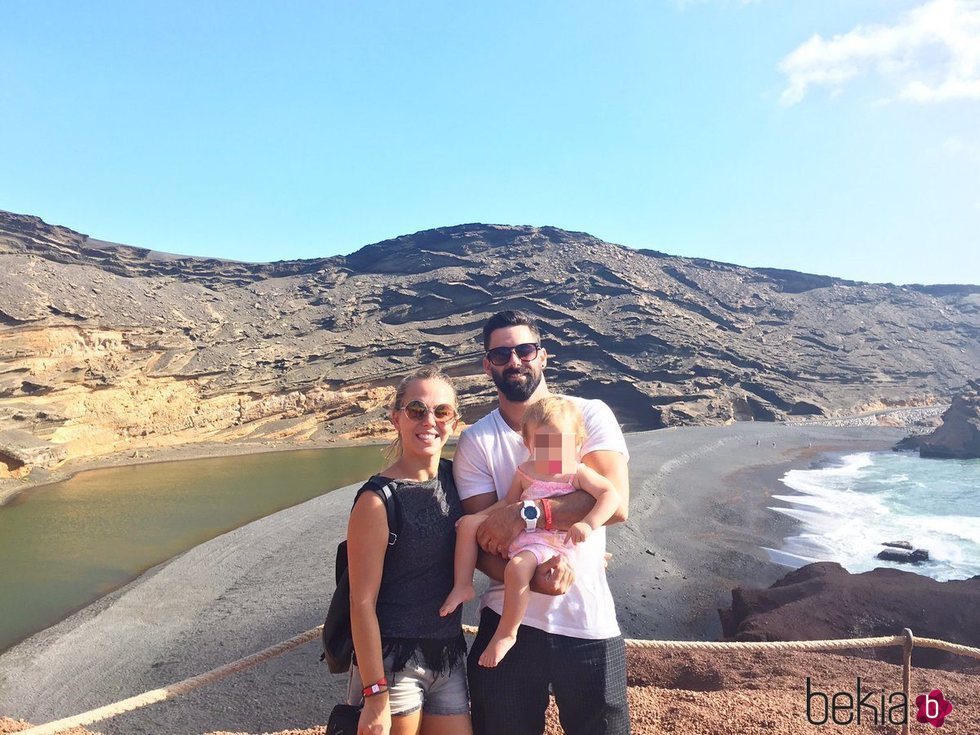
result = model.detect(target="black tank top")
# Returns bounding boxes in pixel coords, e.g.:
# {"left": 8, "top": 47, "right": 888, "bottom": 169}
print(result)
{"left": 372, "top": 459, "right": 465, "bottom": 673}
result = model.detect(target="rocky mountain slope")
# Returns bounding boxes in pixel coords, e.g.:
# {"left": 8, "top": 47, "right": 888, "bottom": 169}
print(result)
{"left": 1, "top": 210, "right": 977, "bottom": 478}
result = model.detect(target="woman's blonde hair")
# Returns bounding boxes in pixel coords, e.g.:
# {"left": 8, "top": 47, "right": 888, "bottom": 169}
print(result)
{"left": 385, "top": 365, "right": 458, "bottom": 460}
{"left": 520, "top": 395, "right": 586, "bottom": 447}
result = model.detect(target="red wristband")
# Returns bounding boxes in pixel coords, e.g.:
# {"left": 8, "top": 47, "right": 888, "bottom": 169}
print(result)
{"left": 541, "top": 498, "right": 553, "bottom": 531}
{"left": 362, "top": 677, "right": 388, "bottom": 698}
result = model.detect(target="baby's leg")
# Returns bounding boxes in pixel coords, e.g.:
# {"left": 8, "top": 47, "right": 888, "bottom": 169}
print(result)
{"left": 478, "top": 550, "right": 538, "bottom": 667}
{"left": 439, "top": 513, "right": 486, "bottom": 616}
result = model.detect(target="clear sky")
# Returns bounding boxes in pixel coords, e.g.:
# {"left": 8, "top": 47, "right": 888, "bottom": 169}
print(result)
{"left": 2, "top": 0, "right": 978, "bottom": 285}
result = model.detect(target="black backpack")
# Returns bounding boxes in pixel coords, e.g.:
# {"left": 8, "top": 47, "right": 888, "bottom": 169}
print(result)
{"left": 321, "top": 476, "right": 400, "bottom": 673}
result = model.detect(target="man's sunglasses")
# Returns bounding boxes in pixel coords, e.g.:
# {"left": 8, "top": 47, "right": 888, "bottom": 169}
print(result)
{"left": 485, "top": 342, "right": 541, "bottom": 367}
{"left": 398, "top": 400, "right": 458, "bottom": 423}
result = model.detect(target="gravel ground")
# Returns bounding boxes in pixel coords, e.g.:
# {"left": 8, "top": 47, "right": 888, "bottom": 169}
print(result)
{"left": 5, "top": 648, "right": 978, "bottom": 734}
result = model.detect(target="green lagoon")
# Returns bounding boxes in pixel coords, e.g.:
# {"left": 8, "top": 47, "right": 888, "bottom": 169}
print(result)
{"left": 0, "top": 445, "right": 390, "bottom": 654}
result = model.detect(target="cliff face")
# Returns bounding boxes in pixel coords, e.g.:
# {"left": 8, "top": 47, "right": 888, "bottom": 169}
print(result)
{"left": 721, "top": 562, "right": 980, "bottom": 671}
{"left": 918, "top": 381, "right": 980, "bottom": 459}
{"left": 1, "top": 211, "right": 978, "bottom": 476}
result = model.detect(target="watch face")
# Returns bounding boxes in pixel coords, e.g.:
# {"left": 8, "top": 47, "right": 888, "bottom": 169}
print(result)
{"left": 522, "top": 505, "right": 539, "bottom": 520}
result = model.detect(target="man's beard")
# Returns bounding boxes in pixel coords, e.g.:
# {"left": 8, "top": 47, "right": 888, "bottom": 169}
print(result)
{"left": 492, "top": 365, "right": 542, "bottom": 402}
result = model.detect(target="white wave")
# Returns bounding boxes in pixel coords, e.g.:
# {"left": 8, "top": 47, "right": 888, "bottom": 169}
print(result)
{"left": 762, "top": 547, "right": 818, "bottom": 568}
{"left": 768, "top": 451, "right": 980, "bottom": 582}
{"left": 780, "top": 452, "right": 876, "bottom": 494}
{"left": 914, "top": 515, "right": 980, "bottom": 547}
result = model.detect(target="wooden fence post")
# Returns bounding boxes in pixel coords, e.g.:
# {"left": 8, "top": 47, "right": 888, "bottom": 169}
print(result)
{"left": 902, "top": 628, "right": 914, "bottom": 735}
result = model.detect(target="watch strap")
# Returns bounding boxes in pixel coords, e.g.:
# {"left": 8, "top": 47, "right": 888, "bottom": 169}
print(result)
{"left": 521, "top": 499, "right": 538, "bottom": 531}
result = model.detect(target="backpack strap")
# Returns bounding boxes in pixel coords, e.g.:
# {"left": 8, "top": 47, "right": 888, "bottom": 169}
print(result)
{"left": 354, "top": 477, "right": 400, "bottom": 547}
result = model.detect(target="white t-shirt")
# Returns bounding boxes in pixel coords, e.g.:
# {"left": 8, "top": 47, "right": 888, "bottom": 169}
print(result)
{"left": 453, "top": 395, "right": 628, "bottom": 639}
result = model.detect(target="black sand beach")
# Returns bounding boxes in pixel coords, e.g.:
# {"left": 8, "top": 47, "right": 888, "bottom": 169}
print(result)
{"left": 0, "top": 424, "right": 909, "bottom": 735}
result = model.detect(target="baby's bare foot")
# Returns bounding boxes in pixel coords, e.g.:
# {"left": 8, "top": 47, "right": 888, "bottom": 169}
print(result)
{"left": 439, "top": 585, "right": 475, "bottom": 616}
{"left": 478, "top": 634, "right": 517, "bottom": 667}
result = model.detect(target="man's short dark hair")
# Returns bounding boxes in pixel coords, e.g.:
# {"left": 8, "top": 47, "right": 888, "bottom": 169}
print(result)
{"left": 482, "top": 310, "right": 541, "bottom": 350}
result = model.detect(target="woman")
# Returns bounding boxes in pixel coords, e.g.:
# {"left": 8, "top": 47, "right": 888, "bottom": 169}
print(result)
{"left": 347, "top": 365, "right": 473, "bottom": 735}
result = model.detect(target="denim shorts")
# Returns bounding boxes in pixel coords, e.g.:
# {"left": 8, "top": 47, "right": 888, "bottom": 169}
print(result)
{"left": 347, "top": 655, "right": 470, "bottom": 716}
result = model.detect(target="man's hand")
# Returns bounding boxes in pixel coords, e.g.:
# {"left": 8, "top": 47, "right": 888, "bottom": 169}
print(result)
{"left": 475, "top": 502, "right": 525, "bottom": 557}
{"left": 529, "top": 555, "right": 575, "bottom": 596}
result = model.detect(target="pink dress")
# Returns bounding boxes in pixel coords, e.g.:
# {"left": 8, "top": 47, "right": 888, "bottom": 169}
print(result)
{"left": 507, "top": 469, "right": 576, "bottom": 565}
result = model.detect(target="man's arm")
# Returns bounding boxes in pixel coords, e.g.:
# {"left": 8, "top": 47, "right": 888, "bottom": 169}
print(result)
{"left": 475, "top": 447, "right": 631, "bottom": 550}
{"left": 537, "top": 446, "right": 630, "bottom": 527}
{"left": 461, "top": 493, "right": 573, "bottom": 595}
{"left": 582, "top": 448, "right": 629, "bottom": 522}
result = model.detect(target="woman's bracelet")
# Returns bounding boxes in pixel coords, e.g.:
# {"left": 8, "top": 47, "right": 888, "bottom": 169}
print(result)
{"left": 362, "top": 677, "right": 389, "bottom": 698}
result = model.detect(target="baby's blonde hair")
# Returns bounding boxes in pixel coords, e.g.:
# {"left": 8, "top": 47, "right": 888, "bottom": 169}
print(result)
{"left": 520, "top": 395, "right": 586, "bottom": 447}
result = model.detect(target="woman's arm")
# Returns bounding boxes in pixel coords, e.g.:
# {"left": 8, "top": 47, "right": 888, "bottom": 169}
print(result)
{"left": 347, "top": 491, "right": 392, "bottom": 734}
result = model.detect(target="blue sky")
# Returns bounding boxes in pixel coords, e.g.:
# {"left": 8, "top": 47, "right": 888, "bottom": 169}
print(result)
{"left": 2, "top": 0, "right": 978, "bottom": 285}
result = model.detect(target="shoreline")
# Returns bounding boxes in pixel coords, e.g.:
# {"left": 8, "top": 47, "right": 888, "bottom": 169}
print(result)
{"left": 0, "top": 435, "right": 391, "bottom": 506}
{"left": 0, "top": 423, "right": 912, "bottom": 734}
{"left": 1, "top": 405, "right": 933, "bottom": 505}
{"left": 609, "top": 425, "right": 911, "bottom": 642}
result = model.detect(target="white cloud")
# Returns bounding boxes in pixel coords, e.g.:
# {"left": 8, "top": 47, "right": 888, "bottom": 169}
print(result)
{"left": 778, "top": 0, "right": 980, "bottom": 105}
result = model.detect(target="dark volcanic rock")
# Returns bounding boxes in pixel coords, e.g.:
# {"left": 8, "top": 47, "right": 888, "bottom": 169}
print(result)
{"left": 918, "top": 380, "right": 980, "bottom": 459}
{"left": 0, "top": 209, "right": 978, "bottom": 470}
{"left": 720, "top": 562, "right": 980, "bottom": 670}
{"left": 876, "top": 547, "right": 929, "bottom": 564}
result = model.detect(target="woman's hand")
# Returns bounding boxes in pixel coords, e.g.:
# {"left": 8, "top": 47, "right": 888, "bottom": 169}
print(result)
{"left": 358, "top": 693, "right": 391, "bottom": 735}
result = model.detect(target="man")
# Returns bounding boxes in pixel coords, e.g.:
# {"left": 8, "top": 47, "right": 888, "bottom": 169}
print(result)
{"left": 453, "top": 310, "right": 631, "bottom": 735}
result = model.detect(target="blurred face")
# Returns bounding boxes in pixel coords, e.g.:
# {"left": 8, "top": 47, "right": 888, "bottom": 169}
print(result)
{"left": 525, "top": 422, "right": 577, "bottom": 475}
{"left": 484, "top": 325, "right": 547, "bottom": 402}
{"left": 391, "top": 378, "right": 458, "bottom": 459}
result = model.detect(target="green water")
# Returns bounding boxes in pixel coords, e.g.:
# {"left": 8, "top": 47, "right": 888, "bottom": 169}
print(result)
{"left": 0, "top": 445, "right": 390, "bottom": 654}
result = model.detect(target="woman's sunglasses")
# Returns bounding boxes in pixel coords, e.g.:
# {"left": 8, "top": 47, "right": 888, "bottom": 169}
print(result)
{"left": 398, "top": 400, "right": 458, "bottom": 423}
{"left": 485, "top": 342, "right": 541, "bottom": 366}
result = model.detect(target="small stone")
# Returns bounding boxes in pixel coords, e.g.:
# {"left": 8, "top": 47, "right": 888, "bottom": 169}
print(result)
{"left": 882, "top": 540, "right": 913, "bottom": 550}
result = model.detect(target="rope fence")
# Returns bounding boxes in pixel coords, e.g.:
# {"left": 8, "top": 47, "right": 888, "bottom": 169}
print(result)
{"left": 16, "top": 625, "right": 980, "bottom": 735}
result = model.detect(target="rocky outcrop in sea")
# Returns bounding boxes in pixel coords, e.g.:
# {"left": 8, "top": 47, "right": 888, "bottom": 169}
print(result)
{"left": 918, "top": 381, "right": 980, "bottom": 459}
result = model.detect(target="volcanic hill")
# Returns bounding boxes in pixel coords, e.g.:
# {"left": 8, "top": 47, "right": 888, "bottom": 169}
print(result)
{"left": 1, "top": 210, "right": 977, "bottom": 478}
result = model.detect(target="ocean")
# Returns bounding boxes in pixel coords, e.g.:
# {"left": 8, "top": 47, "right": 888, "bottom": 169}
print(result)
{"left": 765, "top": 450, "right": 980, "bottom": 581}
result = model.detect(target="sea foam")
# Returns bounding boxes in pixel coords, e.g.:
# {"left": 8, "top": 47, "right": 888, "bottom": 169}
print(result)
{"left": 767, "top": 451, "right": 980, "bottom": 581}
